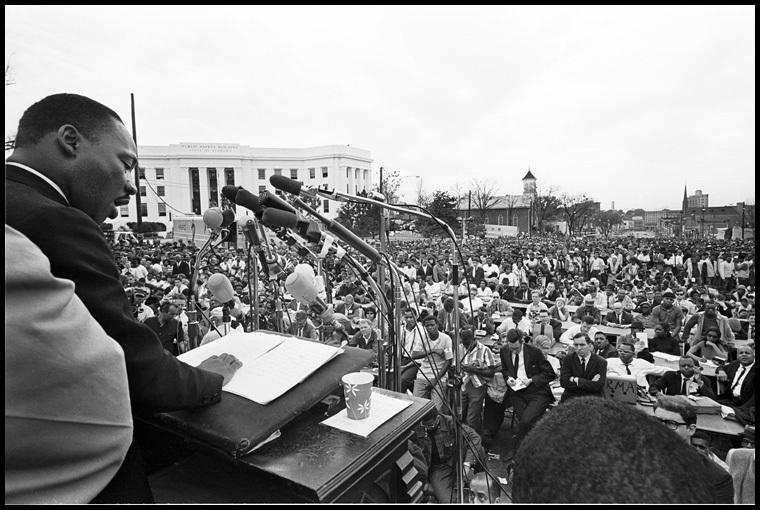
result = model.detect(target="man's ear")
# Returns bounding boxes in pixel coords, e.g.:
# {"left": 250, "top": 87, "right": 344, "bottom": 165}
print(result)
{"left": 56, "top": 124, "right": 81, "bottom": 156}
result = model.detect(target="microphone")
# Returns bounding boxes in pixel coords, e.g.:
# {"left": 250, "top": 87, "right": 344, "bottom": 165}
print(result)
{"left": 270, "top": 175, "right": 316, "bottom": 199}
{"left": 259, "top": 189, "right": 296, "bottom": 214}
{"left": 206, "top": 273, "right": 235, "bottom": 307}
{"left": 203, "top": 207, "right": 224, "bottom": 230}
{"left": 285, "top": 265, "right": 333, "bottom": 320}
{"left": 234, "top": 188, "right": 263, "bottom": 218}
{"left": 242, "top": 219, "right": 261, "bottom": 247}
{"left": 221, "top": 185, "right": 241, "bottom": 203}
{"left": 261, "top": 208, "right": 322, "bottom": 243}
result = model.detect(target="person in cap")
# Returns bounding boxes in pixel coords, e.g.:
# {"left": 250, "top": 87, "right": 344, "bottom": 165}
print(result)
{"left": 573, "top": 295, "right": 602, "bottom": 325}
{"left": 651, "top": 290, "right": 684, "bottom": 338}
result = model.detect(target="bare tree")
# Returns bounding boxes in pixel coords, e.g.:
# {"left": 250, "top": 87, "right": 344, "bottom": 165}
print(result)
{"left": 470, "top": 178, "right": 500, "bottom": 222}
{"left": 504, "top": 194, "right": 520, "bottom": 225}
{"left": 379, "top": 167, "right": 402, "bottom": 204}
{"left": 5, "top": 57, "right": 16, "bottom": 151}
{"left": 532, "top": 184, "right": 561, "bottom": 233}
{"left": 559, "top": 193, "right": 598, "bottom": 236}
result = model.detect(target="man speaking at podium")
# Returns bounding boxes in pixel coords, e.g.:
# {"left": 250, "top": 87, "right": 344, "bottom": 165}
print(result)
{"left": 5, "top": 93, "right": 242, "bottom": 503}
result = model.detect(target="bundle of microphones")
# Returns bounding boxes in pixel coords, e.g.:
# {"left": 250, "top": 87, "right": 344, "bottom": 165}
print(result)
{"left": 198, "top": 176, "right": 388, "bottom": 324}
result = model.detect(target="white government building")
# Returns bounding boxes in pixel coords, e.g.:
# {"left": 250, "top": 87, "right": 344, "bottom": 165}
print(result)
{"left": 109, "top": 142, "right": 374, "bottom": 232}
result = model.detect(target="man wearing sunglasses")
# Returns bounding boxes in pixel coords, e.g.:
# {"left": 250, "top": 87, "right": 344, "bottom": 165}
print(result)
{"left": 652, "top": 395, "right": 733, "bottom": 503}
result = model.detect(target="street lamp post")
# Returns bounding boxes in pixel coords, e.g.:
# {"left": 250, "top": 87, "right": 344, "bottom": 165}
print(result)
{"left": 701, "top": 208, "right": 706, "bottom": 238}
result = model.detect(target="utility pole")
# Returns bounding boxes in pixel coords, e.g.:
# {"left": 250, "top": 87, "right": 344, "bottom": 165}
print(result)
{"left": 741, "top": 202, "right": 746, "bottom": 240}
{"left": 131, "top": 93, "right": 142, "bottom": 233}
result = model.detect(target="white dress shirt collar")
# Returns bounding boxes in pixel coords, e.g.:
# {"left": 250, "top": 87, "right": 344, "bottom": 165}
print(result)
{"left": 6, "top": 161, "right": 70, "bottom": 205}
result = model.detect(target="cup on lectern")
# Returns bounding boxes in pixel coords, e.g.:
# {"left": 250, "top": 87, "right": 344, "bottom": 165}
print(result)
{"left": 341, "top": 372, "right": 374, "bottom": 420}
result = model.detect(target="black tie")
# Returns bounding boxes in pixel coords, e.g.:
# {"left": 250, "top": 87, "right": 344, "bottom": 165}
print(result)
{"left": 623, "top": 363, "right": 631, "bottom": 375}
{"left": 580, "top": 357, "right": 586, "bottom": 374}
{"left": 731, "top": 367, "right": 747, "bottom": 391}
{"left": 513, "top": 352, "right": 519, "bottom": 378}
{"left": 681, "top": 378, "right": 688, "bottom": 395}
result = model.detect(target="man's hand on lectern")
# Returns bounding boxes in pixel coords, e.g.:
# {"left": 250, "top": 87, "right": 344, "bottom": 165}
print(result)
{"left": 198, "top": 353, "right": 243, "bottom": 386}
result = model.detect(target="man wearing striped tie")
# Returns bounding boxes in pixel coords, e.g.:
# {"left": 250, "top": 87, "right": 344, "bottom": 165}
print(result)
{"left": 716, "top": 344, "right": 755, "bottom": 407}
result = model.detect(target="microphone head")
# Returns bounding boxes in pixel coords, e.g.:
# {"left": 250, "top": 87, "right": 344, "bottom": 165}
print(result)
{"left": 203, "top": 207, "right": 224, "bottom": 229}
{"left": 260, "top": 190, "right": 296, "bottom": 214}
{"left": 369, "top": 191, "right": 386, "bottom": 202}
{"left": 235, "top": 189, "right": 263, "bottom": 218}
{"left": 261, "top": 208, "right": 299, "bottom": 229}
{"left": 207, "top": 273, "right": 235, "bottom": 304}
{"left": 270, "top": 174, "right": 302, "bottom": 195}
{"left": 293, "top": 263, "right": 316, "bottom": 280}
{"left": 221, "top": 209, "right": 236, "bottom": 228}
{"left": 284, "top": 271, "right": 319, "bottom": 304}
{"left": 221, "top": 185, "right": 241, "bottom": 203}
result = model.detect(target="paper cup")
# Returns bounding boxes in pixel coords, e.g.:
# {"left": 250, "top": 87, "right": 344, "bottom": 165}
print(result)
{"left": 341, "top": 372, "right": 374, "bottom": 420}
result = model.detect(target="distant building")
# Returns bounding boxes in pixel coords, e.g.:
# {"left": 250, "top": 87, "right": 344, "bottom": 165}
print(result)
{"left": 460, "top": 170, "right": 599, "bottom": 235}
{"left": 109, "top": 143, "right": 373, "bottom": 235}
{"left": 687, "top": 189, "right": 709, "bottom": 208}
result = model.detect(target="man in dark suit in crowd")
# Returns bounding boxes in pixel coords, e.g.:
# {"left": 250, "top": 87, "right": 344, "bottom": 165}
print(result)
{"left": 716, "top": 344, "right": 755, "bottom": 408}
{"left": 559, "top": 332, "right": 607, "bottom": 402}
{"left": 5, "top": 93, "right": 242, "bottom": 503}
{"left": 500, "top": 329, "right": 556, "bottom": 447}
{"left": 602, "top": 302, "right": 633, "bottom": 326}
{"left": 648, "top": 356, "right": 717, "bottom": 400}
{"left": 593, "top": 331, "right": 618, "bottom": 359}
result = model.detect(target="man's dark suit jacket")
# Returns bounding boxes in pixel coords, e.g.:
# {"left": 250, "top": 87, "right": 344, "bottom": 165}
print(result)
{"left": 603, "top": 310, "right": 634, "bottom": 325}
{"left": 499, "top": 343, "right": 556, "bottom": 398}
{"left": 649, "top": 370, "right": 718, "bottom": 400}
{"left": 171, "top": 261, "right": 192, "bottom": 278}
{"left": 417, "top": 264, "right": 434, "bottom": 281}
{"left": 6, "top": 165, "right": 223, "bottom": 414}
{"left": 717, "top": 361, "right": 755, "bottom": 407}
{"left": 469, "top": 265, "right": 485, "bottom": 284}
{"left": 559, "top": 352, "right": 607, "bottom": 401}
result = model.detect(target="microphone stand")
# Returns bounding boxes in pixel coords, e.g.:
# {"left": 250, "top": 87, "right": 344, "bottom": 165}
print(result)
{"left": 186, "top": 228, "right": 224, "bottom": 350}
{"left": 242, "top": 218, "right": 261, "bottom": 331}
{"left": 308, "top": 190, "right": 465, "bottom": 504}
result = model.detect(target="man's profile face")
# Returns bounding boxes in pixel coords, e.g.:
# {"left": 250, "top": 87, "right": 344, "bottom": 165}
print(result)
{"left": 69, "top": 119, "right": 138, "bottom": 223}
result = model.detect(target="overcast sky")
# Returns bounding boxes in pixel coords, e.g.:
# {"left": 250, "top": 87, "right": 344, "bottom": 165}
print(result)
{"left": 5, "top": 5, "right": 755, "bottom": 211}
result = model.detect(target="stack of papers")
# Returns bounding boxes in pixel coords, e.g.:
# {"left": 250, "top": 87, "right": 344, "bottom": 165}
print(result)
{"left": 178, "top": 332, "right": 343, "bottom": 405}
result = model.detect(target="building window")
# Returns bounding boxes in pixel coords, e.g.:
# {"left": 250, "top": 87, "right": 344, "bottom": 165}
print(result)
{"left": 309, "top": 168, "right": 315, "bottom": 179}
{"left": 207, "top": 168, "right": 218, "bottom": 208}
{"left": 498, "top": 215, "right": 504, "bottom": 225}
{"left": 484, "top": 215, "right": 489, "bottom": 224}
{"left": 347, "top": 183, "right": 350, "bottom": 193}
{"left": 157, "top": 186, "right": 165, "bottom": 197}
{"left": 355, "top": 168, "right": 360, "bottom": 180}
{"left": 322, "top": 167, "right": 328, "bottom": 178}
{"left": 290, "top": 168, "right": 298, "bottom": 179}
{"left": 512, "top": 216, "right": 519, "bottom": 227}
{"left": 155, "top": 168, "right": 164, "bottom": 180}
{"left": 323, "top": 200, "right": 329, "bottom": 213}
{"left": 274, "top": 168, "right": 282, "bottom": 176}
{"left": 259, "top": 185, "right": 267, "bottom": 193}
{"left": 224, "top": 168, "right": 235, "bottom": 186}
{"left": 158, "top": 203, "right": 167, "bottom": 217}
{"left": 139, "top": 185, "right": 146, "bottom": 197}
{"left": 138, "top": 167, "right": 146, "bottom": 179}
{"left": 120, "top": 205, "right": 129, "bottom": 217}
{"left": 140, "top": 203, "right": 148, "bottom": 217}
{"left": 189, "top": 168, "right": 201, "bottom": 215}
{"left": 258, "top": 168, "right": 266, "bottom": 180}
{"left": 346, "top": 167, "right": 351, "bottom": 179}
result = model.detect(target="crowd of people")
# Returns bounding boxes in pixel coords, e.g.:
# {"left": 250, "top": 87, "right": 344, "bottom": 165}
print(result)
{"left": 111, "top": 226, "right": 756, "bottom": 503}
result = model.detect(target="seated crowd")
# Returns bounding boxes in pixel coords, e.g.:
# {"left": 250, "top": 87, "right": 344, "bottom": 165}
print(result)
{"left": 107, "top": 232, "right": 755, "bottom": 503}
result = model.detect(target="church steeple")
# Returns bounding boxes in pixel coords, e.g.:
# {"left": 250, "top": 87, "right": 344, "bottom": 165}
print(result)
{"left": 682, "top": 184, "right": 688, "bottom": 211}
